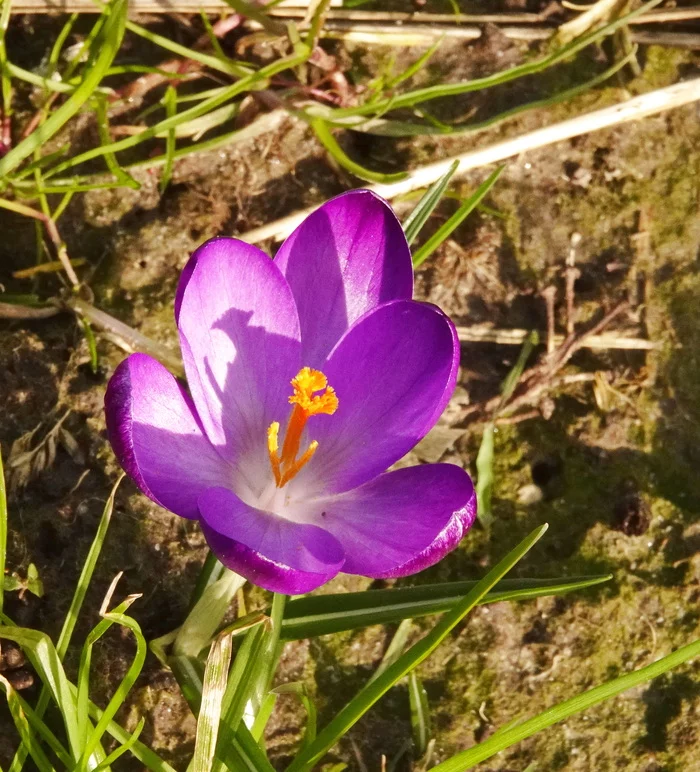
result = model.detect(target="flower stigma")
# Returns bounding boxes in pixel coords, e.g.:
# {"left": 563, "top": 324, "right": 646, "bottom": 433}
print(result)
{"left": 267, "top": 367, "right": 338, "bottom": 487}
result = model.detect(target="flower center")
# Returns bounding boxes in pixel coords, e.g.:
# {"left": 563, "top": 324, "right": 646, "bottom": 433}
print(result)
{"left": 267, "top": 367, "right": 338, "bottom": 488}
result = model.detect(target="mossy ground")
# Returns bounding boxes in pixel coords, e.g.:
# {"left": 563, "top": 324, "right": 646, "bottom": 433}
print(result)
{"left": 0, "top": 14, "right": 699, "bottom": 771}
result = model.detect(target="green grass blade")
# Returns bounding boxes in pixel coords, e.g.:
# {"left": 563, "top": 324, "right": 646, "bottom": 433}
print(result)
{"left": 433, "top": 637, "right": 700, "bottom": 771}
{"left": 310, "top": 117, "right": 408, "bottom": 184}
{"left": 0, "top": 676, "right": 54, "bottom": 772}
{"left": 87, "top": 701, "right": 177, "bottom": 772}
{"left": 312, "top": 0, "right": 661, "bottom": 122}
{"left": 408, "top": 670, "right": 431, "bottom": 756}
{"left": 499, "top": 331, "right": 539, "bottom": 406}
{"left": 412, "top": 166, "right": 503, "bottom": 267}
{"left": 287, "top": 525, "right": 548, "bottom": 771}
{"left": 92, "top": 718, "right": 145, "bottom": 772}
{"left": 173, "top": 568, "right": 245, "bottom": 658}
{"left": 76, "top": 602, "right": 146, "bottom": 771}
{"left": 0, "top": 0, "right": 127, "bottom": 178}
{"left": 475, "top": 422, "right": 495, "bottom": 529}
{"left": 327, "top": 46, "right": 638, "bottom": 139}
{"left": 0, "top": 684, "right": 72, "bottom": 766}
{"left": 0, "top": 625, "right": 81, "bottom": 760}
{"left": 159, "top": 86, "right": 177, "bottom": 193}
{"left": 40, "top": 47, "right": 309, "bottom": 180}
{"left": 280, "top": 574, "right": 611, "bottom": 639}
{"left": 0, "top": 0, "right": 13, "bottom": 130}
{"left": 125, "top": 19, "right": 253, "bottom": 78}
{"left": 57, "top": 474, "right": 123, "bottom": 659}
{"left": 0, "top": 441, "right": 7, "bottom": 615}
{"left": 402, "top": 160, "right": 458, "bottom": 245}
{"left": 192, "top": 631, "right": 233, "bottom": 772}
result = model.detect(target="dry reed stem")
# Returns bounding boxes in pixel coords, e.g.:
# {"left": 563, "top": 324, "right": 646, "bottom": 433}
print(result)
{"left": 240, "top": 78, "right": 700, "bottom": 244}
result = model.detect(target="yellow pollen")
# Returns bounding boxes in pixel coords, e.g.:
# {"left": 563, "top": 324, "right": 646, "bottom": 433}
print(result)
{"left": 267, "top": 367, "right": 337, "bottom": 488}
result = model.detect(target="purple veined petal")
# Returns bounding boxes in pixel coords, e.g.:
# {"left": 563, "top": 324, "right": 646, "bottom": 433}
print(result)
{"left": 299, "top": 299, "right": 460, "bottom": 495}
{"left": 274, "top": 190, "right": 413, "bottom": 368}
{"left": 314, "top": 463, "right": 476, "bottom": 577}
{"left": 177, "top": 238, "right": 302, "bottom": 494}
{"left": 198, "top": 487, "right": 345, "bottom": 594}
{"left": 104, "top": 353, "right": 234, "bottom": 519}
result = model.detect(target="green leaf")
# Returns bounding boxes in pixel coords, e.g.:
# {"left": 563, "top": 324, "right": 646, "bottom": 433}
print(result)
{"left": 0, "top": 0, "right": 127, "bottom": 178}
{"left": 412, "top": 166, "right": 503, "bottom": 267}
{"left": 192, "top": 630, "right": 234, "bottom": 772}
{"left": 309, "top": 117, "right": 408, "bottom": 184}
{"left": 432, "top": 637, "right": 700, "bottom": 771}
{"left": 282, "top": 575, "right": 609, "bottom": 640}
{"left": 402, "top": 160, "right": 459, "bottom": 245}
{"left": 287, "top": 525, "right": 549, "bottom": 771}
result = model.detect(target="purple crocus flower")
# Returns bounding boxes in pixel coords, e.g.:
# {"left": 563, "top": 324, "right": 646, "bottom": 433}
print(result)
{"left": 105, "top": 191, "right": 476, "bottom": 594}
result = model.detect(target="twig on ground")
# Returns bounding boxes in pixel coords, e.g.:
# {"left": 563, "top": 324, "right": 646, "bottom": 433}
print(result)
{"left": 460, "top": 301, "right": 632, "bottom": 425}
{"left": 456, "top": 326, "right": 658, "bottom": 351}
{"left": 0, "top": 200, "right": 79, "bottom": 286}
{"left": 541, "top": 286, "right": 557, "bottom": 355}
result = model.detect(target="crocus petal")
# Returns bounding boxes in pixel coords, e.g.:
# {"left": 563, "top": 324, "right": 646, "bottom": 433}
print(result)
{"left": 301, "top": 299, "right": 460, "bottom": 494}
{"left": 198, "top": 487, "right": 345, "bottom": 594}
{"left": 177, "top": 238, "right": 302, "bottom": 493}
{"left": 314, "top": 463, "right": 476, "bottom": 577}
{"left": 104, "top": 353, "right": 233, "bottom": 519}
{"left": 274, "top": 190, "right": 413, "bottom": 367}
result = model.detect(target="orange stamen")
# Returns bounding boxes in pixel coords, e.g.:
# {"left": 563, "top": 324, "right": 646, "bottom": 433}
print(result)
{"left": 267, "top": 367, "right": 337, "bottom": 487}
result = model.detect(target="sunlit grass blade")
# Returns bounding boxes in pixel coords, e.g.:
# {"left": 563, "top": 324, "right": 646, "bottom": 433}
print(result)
{"left": 280, "top": 574, "right": 611, "bottom": 639}
{"left": 192, "top": 630, "right": 234, "bottom": 772}
{"left": 173, "top": 568, "right": 245, "bottom": 658}
{"left": 95, "top": 95, "right": 140, "bottom": 190}
{"left": 92, "top": 718, "right": 145, "bottom": 772}
{"left": 0, "top": 625, "right": 81, "bottom": 761}
{"left": 160, "top": 86, "right": 177, "bottom": 193}
{"left": 326, "top": 46, "right": 638, "bottom": 139}
{"left": 0, "top": 0, "right": 12, "bottom": 137}
{"left": 270, "top": 682, "right": 317, "bottom": 750}
{"left": 499, "top": 331, "right": 539, "bottom": 407}
{"left": 412, "top": 165, "right": 503, "bottom": 267}
{"left": 309, "top": 117, "right": 408, "bottom": 184}
{"left": 58, "top": 474, "right": 123, "bottom": 659}
{"left": 287, "top": 525, "right": 549, "bottom": 771}
{"left": 309, "top": 0, "right": 661, "bottom": 123}
{"left": 39, "top": 48, "right": 309, "bottom": 180}
{"left": 0, "top": 682, "right": 72, "bottom": 766}
{"left": 0, "top": 0, "right": 127, "bottom": 178}
{"left": 124, "top": 19, "right": 253, "bottom": 78}
{"left": 76, "top": 597, "right": 146, "bottom": 771}
{"left": 475, "top": 422, "right": 495, "bottom": 528}
{"left": 0, "top": 675, "right": 54, "bottom": 772}
{"left": 87, "top": 700, "right": 177, "bottom": 772}
{"left": 0, "top": 441, "right": 7, "bottom": 615}
{"left": 370, "top": 619, "right": 413, "bottom": 683}
{"left": 408, "top": 670, "right": 431, "bottom": 756}
{"left": 402, "top": 160, "right": 458, "bottom": 245}
{"left": 432, "top": 637, "right": 700, "bottom": 771}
